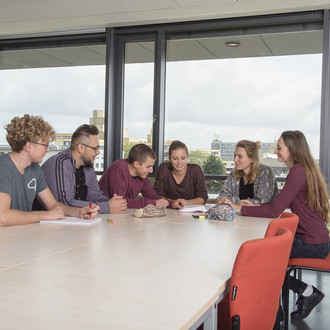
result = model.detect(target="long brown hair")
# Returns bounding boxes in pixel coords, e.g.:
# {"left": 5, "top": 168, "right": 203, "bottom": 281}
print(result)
{"left": 233, "top": 140, "right": 261, "bottom": 184}
{"left": 281, "top": 130, "right": 329, "bottom": 223}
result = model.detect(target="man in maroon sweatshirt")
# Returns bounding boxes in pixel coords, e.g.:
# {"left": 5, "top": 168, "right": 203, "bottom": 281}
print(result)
{"left": 99, "top": 144, "right": 172, "bottom": 209}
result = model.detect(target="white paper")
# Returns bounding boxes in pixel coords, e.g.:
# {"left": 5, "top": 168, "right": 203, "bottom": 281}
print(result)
{"left": 41, "top": 217, "right": 102, "bottom": 225}
{"left": 178, "top": 205, "right": 208, "bottom": 213}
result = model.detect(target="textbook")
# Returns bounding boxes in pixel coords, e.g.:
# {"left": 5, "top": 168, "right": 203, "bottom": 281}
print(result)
{"left": 41, "top": 217, "right": 102, "bottom": 225}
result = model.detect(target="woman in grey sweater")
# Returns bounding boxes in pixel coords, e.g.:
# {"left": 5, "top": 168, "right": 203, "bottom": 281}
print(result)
{"left": 217, "top": 140, "right": 278, "bottom": 206}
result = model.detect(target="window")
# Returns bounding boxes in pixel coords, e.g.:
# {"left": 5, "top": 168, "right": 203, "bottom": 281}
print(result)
{"left": 122, "top": 41, "right": 155, "bottom": 158}
{"left": 0, "top": 40, "right": 106, "bottom": 169}
{"left": 165, "top": 24, "right": 323, "bottom": 193}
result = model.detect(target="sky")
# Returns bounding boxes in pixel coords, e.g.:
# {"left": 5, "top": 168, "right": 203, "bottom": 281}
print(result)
{"left": 125, "top": 53, "right": 322, "bottom": 158}
{"left": 0, "top": 53, "right": 322, "bottom": 158}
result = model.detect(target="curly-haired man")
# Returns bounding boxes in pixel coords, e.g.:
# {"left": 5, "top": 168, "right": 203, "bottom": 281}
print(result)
{"left": 0, "top": 114, "right": 99, "bottom": 226}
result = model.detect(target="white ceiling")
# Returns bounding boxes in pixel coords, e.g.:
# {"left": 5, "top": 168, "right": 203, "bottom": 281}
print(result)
{"left": 0, "top": 0, "right": 329, "bottom": 38}
{"left": 0, "top": 0, "right": 328, "bottom": 69}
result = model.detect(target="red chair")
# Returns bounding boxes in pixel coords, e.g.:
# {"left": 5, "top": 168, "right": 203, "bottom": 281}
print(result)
{"left": 283, "top": 251, "right": 330, "bottom": 329}
{"left": 264, "top": 212, "right": 299, "bottom": 329}
{"left": 217, "top": 227, "right": 293, "bottom": 330}
{"left": 264, "top": 212, "right": 299, "bottom": 238}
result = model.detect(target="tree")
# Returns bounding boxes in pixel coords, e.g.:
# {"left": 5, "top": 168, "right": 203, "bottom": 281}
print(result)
{"left": 202, "top": 154, "right": 226, "bottom": 175}
{"left": 189, "top": 150, "right": 208, "bottom": 167}
{"left": 123, "top": 141, "right": 136, "bottom": 158}
{"left": 202, "top": 154, "right": 226, "bottom": 194}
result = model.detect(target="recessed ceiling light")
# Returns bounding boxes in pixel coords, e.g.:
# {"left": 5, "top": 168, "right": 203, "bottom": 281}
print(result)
{"left": 225, "top": 41, "right": 240, "bottom": 47}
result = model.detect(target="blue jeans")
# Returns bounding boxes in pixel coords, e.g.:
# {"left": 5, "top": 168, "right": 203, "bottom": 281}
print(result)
{"left": 289, "top": 237, "right": 330, "bottom": 294}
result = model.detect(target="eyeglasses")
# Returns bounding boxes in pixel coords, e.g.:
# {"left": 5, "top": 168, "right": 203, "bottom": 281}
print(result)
{"left": 82, "top": 143, "right": 100, "bottom": 152}
{"left": 32, "top": 142, "right": 49, "bottom": 149}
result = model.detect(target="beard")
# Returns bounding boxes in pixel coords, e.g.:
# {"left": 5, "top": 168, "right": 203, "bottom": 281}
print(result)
{"left": 81, "top": 154, "right": 94, "bottom": 168}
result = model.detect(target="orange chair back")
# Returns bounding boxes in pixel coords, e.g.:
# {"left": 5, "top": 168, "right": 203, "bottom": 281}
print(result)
{"left": 226, "top": 227, "right": 293, "bottom": 330}
{"left": 264, "top": 212, "right": 299, "bottom": 238}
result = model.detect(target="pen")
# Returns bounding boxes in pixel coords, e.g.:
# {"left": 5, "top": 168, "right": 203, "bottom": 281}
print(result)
{"left": 192, "top": 214, "right": 206, "bottom": 219}
{"left": 89, "top": 201, "right": 92, "bottom": 216}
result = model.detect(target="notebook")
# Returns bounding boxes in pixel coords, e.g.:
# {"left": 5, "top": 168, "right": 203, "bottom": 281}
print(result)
{"left": 178, "top": 205, "right": 206, "bottom": 213}
{"left": 178, "top": 204, "right": 216, "bottom": 213}
{"left": 41, "top": 217, "right": 102, "bottom": 225}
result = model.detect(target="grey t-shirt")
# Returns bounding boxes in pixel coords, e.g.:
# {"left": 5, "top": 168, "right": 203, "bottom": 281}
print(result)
{"left": 0, "top": 154, "right": 48, "bottom": 211}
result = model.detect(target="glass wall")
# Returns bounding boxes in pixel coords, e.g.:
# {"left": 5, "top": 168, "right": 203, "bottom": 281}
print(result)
{"left": 165, "top": 27, "right": 323, "bottom": 194}
{"left": 123, "top": 41, "right": 155, "bottom": 158}
{"left": 1, "top": 11, "right": 329, "bottom": 189}
{"left": 0, "top": 43, "right": 106, "bottom": 170}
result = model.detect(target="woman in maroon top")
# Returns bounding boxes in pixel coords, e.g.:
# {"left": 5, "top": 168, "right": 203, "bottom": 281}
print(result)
{"left": 154, "top": 140, "right": 208, "bottom": 209}
{"left": 219, "top": 130, "right": 330, "bottom": 321}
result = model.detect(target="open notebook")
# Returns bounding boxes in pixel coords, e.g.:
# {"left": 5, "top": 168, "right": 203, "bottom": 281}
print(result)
{"left": 178, "top": 204, "right": 216, "bottom": 213}
{"left": 41, "top": 217, "right": 102, "bottom": 225}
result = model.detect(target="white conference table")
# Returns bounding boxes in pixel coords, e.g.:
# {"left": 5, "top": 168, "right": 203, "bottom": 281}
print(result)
{"left": 0, "top": 209, "right": 273, "bottom": 330}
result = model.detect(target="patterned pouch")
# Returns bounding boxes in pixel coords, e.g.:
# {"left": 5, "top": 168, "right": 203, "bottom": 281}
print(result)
{"left": 206, "top": 203, "right": 237, "bottom": 221}
{"left": 134, "top": 204, "right": 167, "bottom": 218}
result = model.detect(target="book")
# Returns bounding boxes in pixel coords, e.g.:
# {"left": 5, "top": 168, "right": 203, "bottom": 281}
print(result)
{"left": 178, "top": 204, "right": 208, "bottom": 213}
{"left": 178, "top": 204, "right": 217, "bottom": 213}
{"left": 41, "top": 217, "right": 102, "bottom": 225}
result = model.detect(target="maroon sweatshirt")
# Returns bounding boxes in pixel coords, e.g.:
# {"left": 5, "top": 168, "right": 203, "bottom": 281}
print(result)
{"left": 242, "top": 163, "right": 330, "bottom": 244}
{"left": 99, "top": 159, "right": 172, "bottom": 209}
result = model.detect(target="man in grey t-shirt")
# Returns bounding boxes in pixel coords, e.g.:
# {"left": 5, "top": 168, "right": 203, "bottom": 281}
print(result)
{"left": 0, "top": 114, "right": 99, "bottom": 226}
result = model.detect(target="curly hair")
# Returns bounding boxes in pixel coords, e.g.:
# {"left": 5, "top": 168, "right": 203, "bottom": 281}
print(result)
{"left": 5, "top": 114, "right": 56, "bottom": 152}
{"left": 233, "top": 140, "right": 261, "bottom": 184}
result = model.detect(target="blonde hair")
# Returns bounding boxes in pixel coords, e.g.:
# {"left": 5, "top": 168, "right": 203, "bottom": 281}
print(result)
{"left": 5, "top": 114, "right": 56, "bottom": 152}
{"left": 281, "top": 130, "right": 329, "bottom": 223}
{"left": 233, "top": 140, "right": 261, "bottom": 184}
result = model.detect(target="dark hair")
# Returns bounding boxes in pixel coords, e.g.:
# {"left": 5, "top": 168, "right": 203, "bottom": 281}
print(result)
{"left": 168, "top": 140, "right": 189, "bottom": 170}
{"left": 169, "top": 140, "right": 189, "bottom": 158}
{"left": 233, "top": 140, "right": 261, "bottom": 183}
{"left": 280, "top": 130, "right": 329, "bottom": 223}
{"left": 5, "top": 114, "right": 56, "bottom": 152}
{"left": 70, "top": 124, "right": 99, "bottom": 150}
{"left": 127, "top": 143, "right": 156, "bottom": 164}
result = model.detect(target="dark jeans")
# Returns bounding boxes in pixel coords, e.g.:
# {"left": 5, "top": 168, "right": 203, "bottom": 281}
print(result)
{"left": 289, "top": 237, "right": 330, "bottom": 294}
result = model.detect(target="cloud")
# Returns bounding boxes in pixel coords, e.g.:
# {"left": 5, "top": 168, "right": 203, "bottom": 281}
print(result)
{"left": 164, "top": 54, "right": 322, "bottom": 157}
{"left": 0, "top": 66, "right": 105, "bottom": 142}
{"left": 0, "top": 54, "right": 322, "bottom": 158}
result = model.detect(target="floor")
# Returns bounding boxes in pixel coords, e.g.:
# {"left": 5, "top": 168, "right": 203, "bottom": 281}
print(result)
{"left": 284, "top": 271, "right": 330, "bottom": 330}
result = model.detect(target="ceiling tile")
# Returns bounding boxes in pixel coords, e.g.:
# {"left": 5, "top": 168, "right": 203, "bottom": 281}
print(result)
{"left": 125, "top": 42, "right": 154, "bottom": 63}
{"left": 0, "top": 4, "right": 26, "bottom": 21}
{"left": 198, "top": 35, "right": 273, "bottom": 58}
{"left": 112, "top": 0, "right": 178, "bottom": 11}
{"left": 54, "top": 0, "right": 124, "bottom": 16}
{"left": 167, "top": 39, "right": 216, "bottom": 61}
{"left": 0, "top": 49, "right": 69, "bottom": 68}
{"left": 39, "top": 46, "right": 106, "bottom": 65}
{"left": 175, "top": 0, "right": 234, "bottom": 6}
{"left": 262, "top": 30, "right": 323, "bottom": 55}
{"left": 6, "top": 0, "right": 75, "bottom": 20}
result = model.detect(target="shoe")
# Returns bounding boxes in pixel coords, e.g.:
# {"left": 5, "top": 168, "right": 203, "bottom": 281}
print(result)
{"left": 291, "top": 286, "right": 324, "bottom": 320}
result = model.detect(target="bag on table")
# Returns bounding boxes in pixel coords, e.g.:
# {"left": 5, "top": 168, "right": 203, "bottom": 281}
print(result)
{"left": 206, "top": 203, "right": 237, "bottom": 221}
{"left": 134, "top": 204, "right": 166, "bottom": 218}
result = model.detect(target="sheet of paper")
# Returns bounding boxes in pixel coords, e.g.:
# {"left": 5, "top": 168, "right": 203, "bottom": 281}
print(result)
{"left": 41, "top": 217, "right": 102, "bottom": 225}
